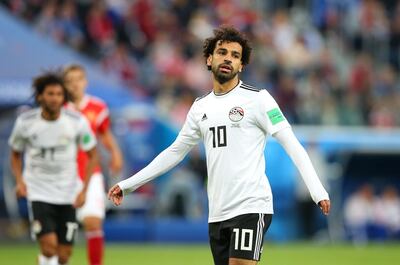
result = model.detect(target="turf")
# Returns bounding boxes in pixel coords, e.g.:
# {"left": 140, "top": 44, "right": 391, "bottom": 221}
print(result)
{"left": 0, "top": 242, "right": 399, "bottom": 265}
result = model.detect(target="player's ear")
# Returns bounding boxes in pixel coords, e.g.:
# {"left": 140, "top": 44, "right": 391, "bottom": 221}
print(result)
{"left": 36, "top": 95, "right": 42, "bottom": 105}
{"left": 82, "top": 75, "right": 88, "bottom": 90}
{"left": 206, "top": 55, "right": 212, "bottom": 67}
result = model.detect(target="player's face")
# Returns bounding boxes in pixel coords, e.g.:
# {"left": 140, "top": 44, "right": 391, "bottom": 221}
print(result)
{"left": 64, "top": 69, "right": 87, "bottom": 101}
{"left": 38, "top": 84, "right": 65, "bottom": 114}
{"left": 207, "top": 41, "right": 243, "bottom": 84}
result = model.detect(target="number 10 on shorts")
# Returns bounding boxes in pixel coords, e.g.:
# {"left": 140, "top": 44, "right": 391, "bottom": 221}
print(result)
{"left": 233, "top": 228, "right": 253, "bottom": 251}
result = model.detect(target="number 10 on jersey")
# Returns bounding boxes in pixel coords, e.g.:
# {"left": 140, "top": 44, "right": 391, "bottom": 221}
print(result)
{"left": 209, "top": 126, "right": 227, "bottom": 148}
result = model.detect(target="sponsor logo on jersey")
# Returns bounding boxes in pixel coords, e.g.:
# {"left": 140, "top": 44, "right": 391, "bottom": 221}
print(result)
{"left": 229, "top": 107, "right": 244, "bottom": 122}
{"left": 201, "top": 113, "right": 208, "bottom": 121}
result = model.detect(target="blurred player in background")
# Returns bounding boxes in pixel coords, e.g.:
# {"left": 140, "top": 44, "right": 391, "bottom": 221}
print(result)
{"left": 8, "top": 71, "right": 97, "bottom": 265}
{"left": 108, "top": 26, "right": 330, "bottom": 265}
{"left": 63, "top": 64, "right": 123, "bottom": 265}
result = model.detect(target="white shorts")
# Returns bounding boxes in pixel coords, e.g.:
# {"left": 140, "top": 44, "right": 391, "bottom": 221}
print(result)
{"left": 76, "top": 173, "right": 106, "bottom": 222}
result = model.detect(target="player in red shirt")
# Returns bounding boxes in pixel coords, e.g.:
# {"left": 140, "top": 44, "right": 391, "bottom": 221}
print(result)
{"left": 63, "top": 64, "right": 123, "bottom": 265}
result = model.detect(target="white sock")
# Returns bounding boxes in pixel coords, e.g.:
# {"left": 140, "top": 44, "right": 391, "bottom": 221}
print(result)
{"left": 38, "top": 254, "right": 58, "bottom": 265}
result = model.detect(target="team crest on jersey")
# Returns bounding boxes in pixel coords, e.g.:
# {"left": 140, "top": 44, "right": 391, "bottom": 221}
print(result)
{"left": 229, "top": 107, "right": 244, "bottom": 122}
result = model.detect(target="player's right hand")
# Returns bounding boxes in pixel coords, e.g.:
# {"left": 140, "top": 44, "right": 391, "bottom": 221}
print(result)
{"left": 109, "top": 154, "right": 123, "bottom": 177}
{"left": 73, "top": 190, "right": 86, "bottom": 208}
{"left": 108, "top": 184, "right": 123, "bottom": 206}
{"left": 15, "top": 181, "right": 27, "bottom": 198}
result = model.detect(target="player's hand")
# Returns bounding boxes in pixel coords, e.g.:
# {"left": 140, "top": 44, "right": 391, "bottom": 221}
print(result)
{"left": 15, "top": 181, "right": 27, "bottom": 198}
{"left": 108, "top": 184, "right": 123, "bottom": 206}
{"left": 73, "top": 190, "right": 86, "bottom": 208}
{"left": 318, "top": 200, "right": 331, "bottom": 215}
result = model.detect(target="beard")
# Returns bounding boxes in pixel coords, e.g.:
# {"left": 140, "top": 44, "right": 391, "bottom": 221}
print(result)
{"left": 211, "top": 64, "right": 238, "bottom": 84}
{"left": 42, "top": 101, "right": 62, "bottom": 116}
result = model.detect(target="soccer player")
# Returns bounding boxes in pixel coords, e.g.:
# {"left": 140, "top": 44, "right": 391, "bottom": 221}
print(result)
{"left": 108, "top": 26, "right": 330, "bottom": 265}
{"left": 9, "top": 71, "right": 98, "bottom": 265}
{"left": 63, "top": 64, "right": 123, "bottom": 265}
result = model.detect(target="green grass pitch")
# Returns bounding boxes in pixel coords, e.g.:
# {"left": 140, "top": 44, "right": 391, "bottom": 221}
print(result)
{"left": 0, "top": 242, "right": 399, "bottom": 265}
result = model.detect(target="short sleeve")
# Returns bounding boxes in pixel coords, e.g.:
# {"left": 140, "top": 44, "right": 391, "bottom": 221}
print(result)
{"left": 97, "top": 107, "right": 110, "bottom": 134}
{"left": 8, "top": 117, "right": 26, "bottom": 152}
{"left": 78, "top": 116, "right": 97, "bottom": 151}
{"left": 175, "top": 103, "right": 201, "bottom": 146}
{"left": 256, "top": 90, "right": 291, "bottom": 135}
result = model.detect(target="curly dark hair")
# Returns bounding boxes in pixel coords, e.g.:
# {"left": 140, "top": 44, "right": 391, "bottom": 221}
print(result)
{"left": 33, "top": 71, "right": 68, "bottom": 105}
{"left": 203, "top": 26, "right": 252, "bottom": 70}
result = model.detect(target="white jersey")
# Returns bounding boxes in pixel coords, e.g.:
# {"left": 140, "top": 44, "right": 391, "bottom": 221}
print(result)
{"left": 119, "top": 80, "right": 329, "bottom": 222}
{"left": 179, "top": 81, "right": 290, "bottom": 222}
{"left": 8, "top": 108, "right": 96, "bottom": 204}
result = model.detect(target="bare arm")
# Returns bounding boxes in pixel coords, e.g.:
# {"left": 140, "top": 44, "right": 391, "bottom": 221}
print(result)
{"left": 98, "top": 129, "right": 123, "bottom": 175}
{"left": 82, "top": 147, "right": 98, "bottom": 191}
{"left": 74, "top": 146, "right": 98, "bottom": 208}
{"left": 10, "top": 150, "right": 26, "bottom": 198}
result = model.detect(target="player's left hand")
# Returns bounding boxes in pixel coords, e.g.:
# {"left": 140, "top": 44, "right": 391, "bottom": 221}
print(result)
{"left": 108, "top": 184, "right": 123, "bottom": 206}
{"left": 73, "top": 191, "right": 86, "bottom": 208}
{"left": 318, "top": 200, "right": 330, "bottom": 215}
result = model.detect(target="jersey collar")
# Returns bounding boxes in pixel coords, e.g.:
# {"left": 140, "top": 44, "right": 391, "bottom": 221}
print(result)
{"left": 212, "top": 80, "right": 242, "bottom": 98}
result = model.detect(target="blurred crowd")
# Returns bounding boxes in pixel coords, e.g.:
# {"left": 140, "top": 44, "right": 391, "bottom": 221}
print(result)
{"left": 2, "top": 0, "right": 400, "bottom": 127}
{"left": 344, "top": 184, "right": 400, "bottom": 243}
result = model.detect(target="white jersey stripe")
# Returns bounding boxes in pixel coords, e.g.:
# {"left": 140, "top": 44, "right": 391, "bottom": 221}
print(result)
{"left": 96, "top": 108, "right": 109, "bottom": 126}
{"left": 254, "top": 214, "right": 259, "bottom": 260}
{"left": 254, "top": 213, "right": 264, "bottom": 260}
{"left": 254, "top": 213, "right": 261, "bottom": 260}
{"left": 27, "top": 201, "right": 36, "bottom": 240}
{"left": 261, "top": 214, "right": 266, "bottom": 258}
{"left": 260, "top": 214, "right": 266, "bottom": 258}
